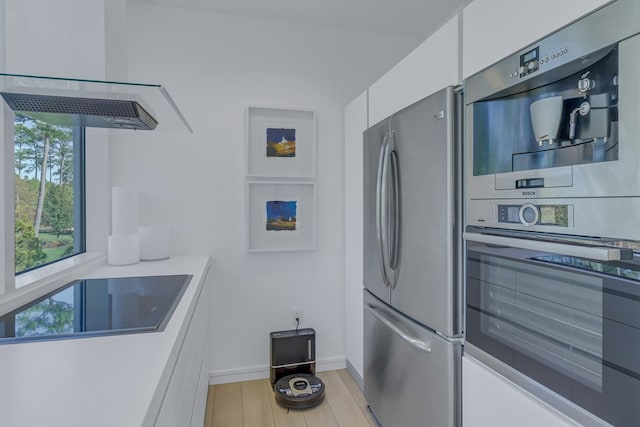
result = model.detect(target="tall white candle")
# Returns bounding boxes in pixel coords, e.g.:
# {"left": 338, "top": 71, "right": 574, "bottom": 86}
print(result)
{"left": 112, "top": 187, "right": 139, "bottom": 235}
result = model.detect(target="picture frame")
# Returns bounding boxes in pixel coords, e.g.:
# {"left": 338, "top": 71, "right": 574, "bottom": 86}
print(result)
{"left": 246, "top": 107, "right": 316, "bottom": 178}
{"left": 246, "top": 181, "right": 316, "bottom": 252}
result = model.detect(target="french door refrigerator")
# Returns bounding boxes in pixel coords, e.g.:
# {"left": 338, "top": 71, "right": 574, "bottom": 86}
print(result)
{"left": 363, "top": 86, "right": 463, "bottom": 427}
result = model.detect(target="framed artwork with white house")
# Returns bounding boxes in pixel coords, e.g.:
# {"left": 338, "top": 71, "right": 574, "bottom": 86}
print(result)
{"left": 246, "top": 107, "right": 316, "bottom": 178}
{"left": 247, "top": 181, "right": 315, "bottom": 252}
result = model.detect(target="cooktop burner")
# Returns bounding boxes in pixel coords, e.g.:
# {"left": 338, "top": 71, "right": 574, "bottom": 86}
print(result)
{"left": 0, "top": 274, "right": 192, "bottom": 344}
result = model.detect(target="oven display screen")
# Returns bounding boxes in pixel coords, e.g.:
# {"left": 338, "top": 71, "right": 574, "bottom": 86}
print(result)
{"left": 498, "top": 204, "right": 568, "bottom": 226}
{"left": 539, "top": 205, "right": 568, "bottom": 227}
{"left": 520, "top": 47, "right": 539, "bottom": 66}
{"left": 523, "top": 49, "right": 537, "bottom": 62}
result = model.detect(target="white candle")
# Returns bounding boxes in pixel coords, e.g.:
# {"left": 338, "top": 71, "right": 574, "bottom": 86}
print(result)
{"left": 107, "top": 234, "right": 140, "bottom": 265}
{"left": 111, "top": 187, "right": 139, "bottom": 235}
{"left": 138, "top": 225, "right": 171, "bottom": 261}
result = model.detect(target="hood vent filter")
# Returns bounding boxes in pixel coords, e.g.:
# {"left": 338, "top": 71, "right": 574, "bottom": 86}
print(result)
{"left": 0, "top": 92, "right": 157, "bottom": 130}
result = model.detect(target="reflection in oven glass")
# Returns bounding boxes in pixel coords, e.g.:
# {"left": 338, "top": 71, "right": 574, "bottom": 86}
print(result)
{"left": 478, "top": 255, "right": 604, "bottom": 391}
{"left": 533, "top": 255, "right": 640, "bottom": 281}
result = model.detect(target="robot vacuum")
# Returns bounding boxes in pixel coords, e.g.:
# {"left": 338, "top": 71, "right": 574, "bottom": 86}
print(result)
{"left": 274, "top": 373, "right": 325, "bottom": 409}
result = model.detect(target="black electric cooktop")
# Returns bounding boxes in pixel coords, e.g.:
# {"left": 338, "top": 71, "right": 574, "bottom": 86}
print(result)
{"left": 0, "top": 274, "right": 192, "bottom": 344}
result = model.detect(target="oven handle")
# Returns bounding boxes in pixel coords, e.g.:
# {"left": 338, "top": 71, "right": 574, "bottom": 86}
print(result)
{"left": 464, "top": 232, "right": 629, "bottom": 261}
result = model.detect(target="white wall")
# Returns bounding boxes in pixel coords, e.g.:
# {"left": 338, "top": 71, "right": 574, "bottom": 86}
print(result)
{"left": 117, "top": 2, "right": 421, "bottom": 383}
{"left": 462, "top": 0, "right": 611, "bottom": 78}
{"left": 4, "top": 0, "right": 106, "bottom": 79}
{"left": 343, "top": 90, "right": 367, "bottom": 379}
{"left": 91, "top": 0, "right": 129, "bottom": 253}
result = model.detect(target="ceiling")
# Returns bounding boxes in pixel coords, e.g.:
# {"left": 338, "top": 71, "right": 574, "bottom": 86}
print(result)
{"left": 147, "top": 0, "right": 472, "bottom": 39}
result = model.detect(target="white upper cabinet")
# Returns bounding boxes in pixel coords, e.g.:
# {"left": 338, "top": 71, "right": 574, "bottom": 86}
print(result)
{"left": 462, "top": 0, "right": 612, "bottom": 79}
{"left": 368, "top": 15, "right": 460, "bottom": 125}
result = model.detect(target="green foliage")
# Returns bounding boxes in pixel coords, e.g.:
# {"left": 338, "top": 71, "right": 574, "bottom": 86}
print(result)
{"left": 42, "top": 183, "right": 74, "bottom": 237}
{"left": 15, "top": 218, "right": 46, "bottom": 272}
{"left": 14, "top": 114, "right": 73, "bottom": 182}
{"left": 43, "top": 246, "right": 73, "bottom": 264}
{"left": 15, "top": 298, "right": 73, "bottom": 337}
{"left": 14, "top": 175, "right": 39, "bottom": 224}
{"left": 14, "top": 115, "right": 77, "bottom": 272}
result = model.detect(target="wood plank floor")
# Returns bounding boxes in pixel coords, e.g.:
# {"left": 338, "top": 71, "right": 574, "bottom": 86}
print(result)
{"left": 204, "top": 370, "right": 378, "bottom": 427}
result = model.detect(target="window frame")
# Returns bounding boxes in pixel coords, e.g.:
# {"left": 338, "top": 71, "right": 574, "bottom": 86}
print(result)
{"left": 72, "top": 126, "right": 87, "bottom": 257}
{"left": 13, "top": 120, "right": 87, "bottom": 277}
{"left": 0, "top": 107, "right": 95, "bottom": 308}
{"left": 1, "top": 105, "right": 15, "bottom": 295}
{"left": 1, "top": 113, "right": 111, "bottom": 311}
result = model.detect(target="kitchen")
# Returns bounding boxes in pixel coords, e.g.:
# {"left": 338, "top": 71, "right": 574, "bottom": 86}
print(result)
{"left": 0, "top": 0, "right": 633, "bottom": 426}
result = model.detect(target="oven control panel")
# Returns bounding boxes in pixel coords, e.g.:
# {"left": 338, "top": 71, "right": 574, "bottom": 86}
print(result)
{"left": 508, "top": 44, "right": 570, "bottom": 79}
{"left": 519, "top": 47, "right": 539, "bottom": 78}
{"left": 498, "top": 203, "right": 570, "bottom": 227}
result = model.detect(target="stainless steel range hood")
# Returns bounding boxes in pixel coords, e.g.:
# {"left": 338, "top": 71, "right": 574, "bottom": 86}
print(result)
{"left": 0, "top": 73, "right": 192, "bottom": 132}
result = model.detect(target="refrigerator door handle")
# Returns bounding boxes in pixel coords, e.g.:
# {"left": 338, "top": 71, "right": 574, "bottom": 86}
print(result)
{"left": 380, "top": 131, "right": 397, "bottom": 287}
{"left": 367, "top": 304, "right": 432, "bottom": 353}
{"left": 376, "top": 132, "right": 391, "bottom": 287}
{"left": 389, "top": 144, "right": 400, "bottom": 278}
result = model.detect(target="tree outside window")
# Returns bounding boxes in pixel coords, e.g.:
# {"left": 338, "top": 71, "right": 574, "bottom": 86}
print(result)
{"left": 14, "top": 113, "right": 83, "bottom": 274}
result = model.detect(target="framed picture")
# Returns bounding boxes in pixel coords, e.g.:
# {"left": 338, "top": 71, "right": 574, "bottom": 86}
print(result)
{"left": 247, "top": 181, "right": 315, "bottom": 252}
{"left": 246, "top": 107, "right": 316, "bottom": 178}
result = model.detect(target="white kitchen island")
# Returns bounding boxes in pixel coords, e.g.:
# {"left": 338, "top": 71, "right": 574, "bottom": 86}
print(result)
{"left": 0, "top": 255, "right": 212, "bottom": 427}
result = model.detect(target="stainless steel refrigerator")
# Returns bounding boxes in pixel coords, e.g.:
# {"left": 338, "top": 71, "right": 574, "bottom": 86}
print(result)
{"left": 363, "top": 86, "right": 463, "bottom": 427}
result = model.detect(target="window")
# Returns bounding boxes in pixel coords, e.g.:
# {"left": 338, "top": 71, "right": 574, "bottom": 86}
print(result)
{"left": 13, "top": 113, "right": 85, "bottom": 275}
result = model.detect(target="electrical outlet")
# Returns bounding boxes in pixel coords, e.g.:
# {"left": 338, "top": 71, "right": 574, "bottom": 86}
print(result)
{"left": 291, "top": 307, "right": 302, "bottom": 326}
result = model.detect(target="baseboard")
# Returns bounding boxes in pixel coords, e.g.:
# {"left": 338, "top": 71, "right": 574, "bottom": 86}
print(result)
{"left": 345, "top": 359, "right": 364, "bottom": 390}
{"left": 209, "top": 357, "right": 346, "bottom": 385}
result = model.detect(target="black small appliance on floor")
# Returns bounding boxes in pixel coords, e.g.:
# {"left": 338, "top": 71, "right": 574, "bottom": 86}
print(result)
{"left": 270, "top": 328, "right": 325, "bottom": 408}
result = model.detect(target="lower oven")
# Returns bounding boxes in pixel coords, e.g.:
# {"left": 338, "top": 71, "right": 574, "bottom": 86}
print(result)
{"left": 464, "top": 228, "right": 640, "bottom": 427}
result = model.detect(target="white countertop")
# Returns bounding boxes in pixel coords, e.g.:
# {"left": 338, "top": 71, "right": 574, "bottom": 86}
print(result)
{"left": 0, "top": 255, "right": 212, "bottom": 427}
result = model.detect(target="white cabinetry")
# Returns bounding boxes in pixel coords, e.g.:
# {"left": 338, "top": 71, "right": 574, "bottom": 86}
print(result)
{"left": 462, "top": 0, "right": 611, "bottom": 78}
{"left": 463, "top": 355, "right": 576, "bottom": 427}
{"left": 344, "top": 90, "right": 368, "bottom": 379}
{"left": 368, "top": 15, "right": 460, "bottom": 125}
{"left": 155, "top": 273, "right": 211, "bottom": 427}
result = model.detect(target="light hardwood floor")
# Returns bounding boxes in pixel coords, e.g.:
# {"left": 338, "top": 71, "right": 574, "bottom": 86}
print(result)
{"left": 204, "top": 369, "right": 378, "bottom": 427}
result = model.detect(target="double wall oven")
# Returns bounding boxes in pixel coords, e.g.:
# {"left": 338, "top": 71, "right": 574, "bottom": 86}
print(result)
{"left": 464, "top": 1, "right": 640, "bottom": 426}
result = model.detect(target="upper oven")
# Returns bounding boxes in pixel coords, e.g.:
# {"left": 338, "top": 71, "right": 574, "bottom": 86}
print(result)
{"left": 464, "top": 0, "right": 640, "bottom": 242}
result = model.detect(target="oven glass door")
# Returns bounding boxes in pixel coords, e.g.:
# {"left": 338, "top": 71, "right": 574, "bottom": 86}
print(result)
{"left": 466, "top": 237, "right": 640, "bottom": 427}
